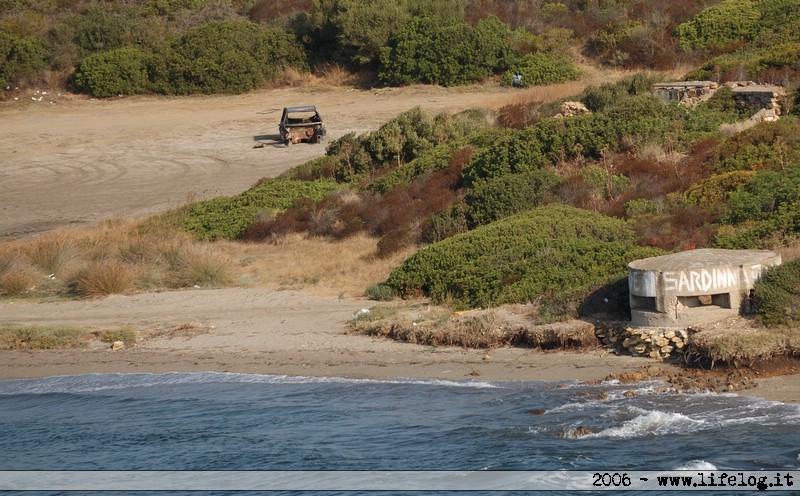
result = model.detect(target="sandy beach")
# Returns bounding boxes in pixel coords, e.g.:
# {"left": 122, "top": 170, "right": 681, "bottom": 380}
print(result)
{"left": 0, "top": 287, "right": 662, "bottom": 383}
{"left": 1, "top": 287, "right": 798, "bottom": 404}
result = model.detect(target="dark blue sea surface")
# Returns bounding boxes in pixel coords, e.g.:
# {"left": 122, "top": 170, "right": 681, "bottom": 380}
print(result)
{"left": 1, "top": 372, "right": 798, "bottom": 495}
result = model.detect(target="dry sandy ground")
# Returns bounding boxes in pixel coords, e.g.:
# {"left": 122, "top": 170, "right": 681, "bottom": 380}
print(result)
{"left": 1, "top": 83, "right": 797, "bottom": 402}
{"left": 0, "top": 287, "right": 661, "bottom": 384}
{"left": 0, "top": 84, "right": 521, "bottom": 238}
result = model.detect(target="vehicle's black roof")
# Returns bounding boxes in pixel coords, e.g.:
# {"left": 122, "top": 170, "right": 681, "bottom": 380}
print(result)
{"left": 284, "top": 106, "right": 318, "bottom": 113}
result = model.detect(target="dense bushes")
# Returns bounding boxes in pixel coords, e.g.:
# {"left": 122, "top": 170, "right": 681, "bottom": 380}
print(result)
{"left": 675, "top": 0, "right": 760, "bottom": 52}
{"left": 165, "top": 19, "right": 307, "bottom": 94}
{"left": 464, "top": 169, "right": 561, "bottom": 226}
{"left": 0, "top": 30, "right": 46, "bottom": 86}
{"left": 385, "top": 204, "right": 664, "bottom": 310}
{"left": 753, "top": 257, "right": 800, "bottom": 327}
{"left": 72, "top": 47, "right": 150, "bottom": 97}
{"left": 378, "top": 16, "right": 515, "bottom": 86}
{"left": 7, "top": 0, "right": 800, "bottom": 96}
{"left": 710, "top": 120, "right": 800, "bottom": 174}
{"left": 325, "top": 107, "right": 483, "bottom": 183}
{"left": 69, "top": 18, "right": 308, "bottom": 96}
{"left": 501, "top": 52, "right": 580, "bottom": 87}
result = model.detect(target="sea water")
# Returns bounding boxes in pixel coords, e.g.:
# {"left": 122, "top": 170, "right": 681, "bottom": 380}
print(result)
{"left": 1, "top": 372, "right": 799, "bottom": 495}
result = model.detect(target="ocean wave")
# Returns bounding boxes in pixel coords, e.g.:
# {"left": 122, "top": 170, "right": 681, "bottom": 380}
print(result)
{"left": 587, "top": 410, "right": 704, "bottom": 438}
{"left": 0, "top": 372, "right": 499, "bottom": 395}
{"left": 673, "top": 460, "right": 719, "bottom": 470}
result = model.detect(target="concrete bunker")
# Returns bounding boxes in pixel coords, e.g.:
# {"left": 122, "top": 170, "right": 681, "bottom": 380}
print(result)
{"left": 628, "top": 249, "right": 781, "bottom": 327}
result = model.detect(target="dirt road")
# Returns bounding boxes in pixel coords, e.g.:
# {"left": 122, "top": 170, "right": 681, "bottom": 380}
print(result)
{"left": 0, "top": 84, "right": 518, "bottom": 239}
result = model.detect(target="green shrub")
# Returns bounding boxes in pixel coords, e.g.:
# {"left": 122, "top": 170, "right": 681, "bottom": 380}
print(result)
{"left": 624, "top": 198, "right": 659, "bottom": 217}
{"left": 326, "top": 107, "right": 463, "bottom": 182}
{"left": 165, "top": 19, "right": 306, "bottom": 94}
{"left": 723, "top": 166, "right": 800, "bottom": 224}
{"left": 301, "top": 0, "right": 414, "bottom": 68}
{"left": 71, "top": 3, "right": 142, "bottom": 55}
{"left": 386, "top": 204, "right": 663, "bottom": 309}
{"left": 711, "top": 120, "right": 800, "bottom": 174}
{"left": 423, "top": 203, "right": 469, "bottom": 243}
{"left": 753, "top": 257, "right": 800, "bottom": 327}
{"left": 182, "top": 179, "right": 339, "bottom": 240}
{"left": 0, "top": 30, "right": 46, "bottom": 86}
{"left": 580, "top": 72, "right": 665, "bottom": 112}
{"left": 143, "top": 0, "right": 207, "bottom": 17}
{"left": 501, "top": 51, "right": 579, "bottom": 87}
{"left": 279, "top": 156, "right": 338, "bottom": 182}
{"left": 461, "top": 124, "right": 555, "bottom": 184}
{"left": 464, "top": 169, "right": 561, "bottom": 227}
{"left": 675, "top": 0, "right": 760, "bottom": 52}
{"left": 755, "top": 0, "right": 800, "bottom": 33}
{"left": 682, "top": 171, "right": 757, "bottom": 210}
{"left": 365, "top": 283, "right": 396, "bottom": 301}
{"left": 73, "top": 46, "right": 150, "bottom": 97}
{"left": 378, "top": 15, "right": 514, "bottom": 86}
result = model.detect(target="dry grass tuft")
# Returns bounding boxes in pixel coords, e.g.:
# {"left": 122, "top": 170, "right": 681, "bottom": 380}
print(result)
{"left": 170, "top": 244, "right": 235, "bottom": 288}
{"left": 23, "top": 233, "right": 77, "bottom": 275}
{"left": 94, "top": 327, "right": 137, "bottom": 346}
{"left": 269, "top": 67, "right": 318, "bottom": 88}
{"left": 315, "top": 64, "right": 372, "bottom": 87}
{"left": 778, "top": 241, "right": 800, "bottom": 263}
{"left": 0, "top": 261, "right": 40, "bottom": 296}
{"left": 218, "top": 232, "right": 416, "bottom": 297}
{"left": 720, "top": 119, "right": 760, "bottom": 136}
{"left": 73, "top": 260, "right": 137, "bottom": 298}
{"left": 0, "top": 220, "right": 408, "bottom": 300}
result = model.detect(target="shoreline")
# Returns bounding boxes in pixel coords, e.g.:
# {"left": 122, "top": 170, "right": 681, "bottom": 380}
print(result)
{"left": 1, "top": 339, "right": 798, "bottom": 405}
{"left": 1, "top": 287, "right": 798, "bottom": 403}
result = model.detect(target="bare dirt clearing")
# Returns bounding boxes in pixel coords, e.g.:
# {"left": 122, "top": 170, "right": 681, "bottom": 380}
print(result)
{"left": 0, "top": 83, "right": 543, "bottom": 239}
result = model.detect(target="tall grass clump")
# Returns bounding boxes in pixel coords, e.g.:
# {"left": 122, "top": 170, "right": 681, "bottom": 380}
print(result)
{"left": 71, "top": 260, "right": 136, "bottom": 298}
{"left": 0, "top": 261, "right": 39, "bottom": 296}
{"left": 22, "top": 234, "right": 77, "bottom": 275}
{"left": 169, "top": 245, "right": 235, "bottom": 288}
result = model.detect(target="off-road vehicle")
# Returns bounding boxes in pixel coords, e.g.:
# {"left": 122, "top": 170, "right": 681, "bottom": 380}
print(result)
{"left": 279, "top": 106, "right": 326, "bottom": 145}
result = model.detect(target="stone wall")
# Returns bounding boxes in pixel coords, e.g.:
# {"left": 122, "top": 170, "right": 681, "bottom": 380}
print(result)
{"left": 596, "top": 324, "right": 689, "bottom": 361}
{"left": 653, "top": 81, "right": 785, "bottom": 122}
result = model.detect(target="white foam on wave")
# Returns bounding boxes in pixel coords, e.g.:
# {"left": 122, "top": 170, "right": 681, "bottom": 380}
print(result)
{"left": 673, "top": 460, "right": 718, "bottom": 471}
{"left": 587, "top": 410, "right": 703, "bottom": 438}
{"left": 0, "top": 371, "right": 498, "bottom": 395}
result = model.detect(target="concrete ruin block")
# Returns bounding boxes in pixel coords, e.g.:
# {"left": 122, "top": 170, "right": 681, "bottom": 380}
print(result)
{"left": 628, "top": 249, "right": 782, "bottom": 328}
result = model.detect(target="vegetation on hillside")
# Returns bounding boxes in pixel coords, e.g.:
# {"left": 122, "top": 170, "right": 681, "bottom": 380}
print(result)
{"left": 5, "top": 0, "right": 800, "bottom": 98}
{"left": 3, "top": 1, "right": 800, "bottom": 338}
